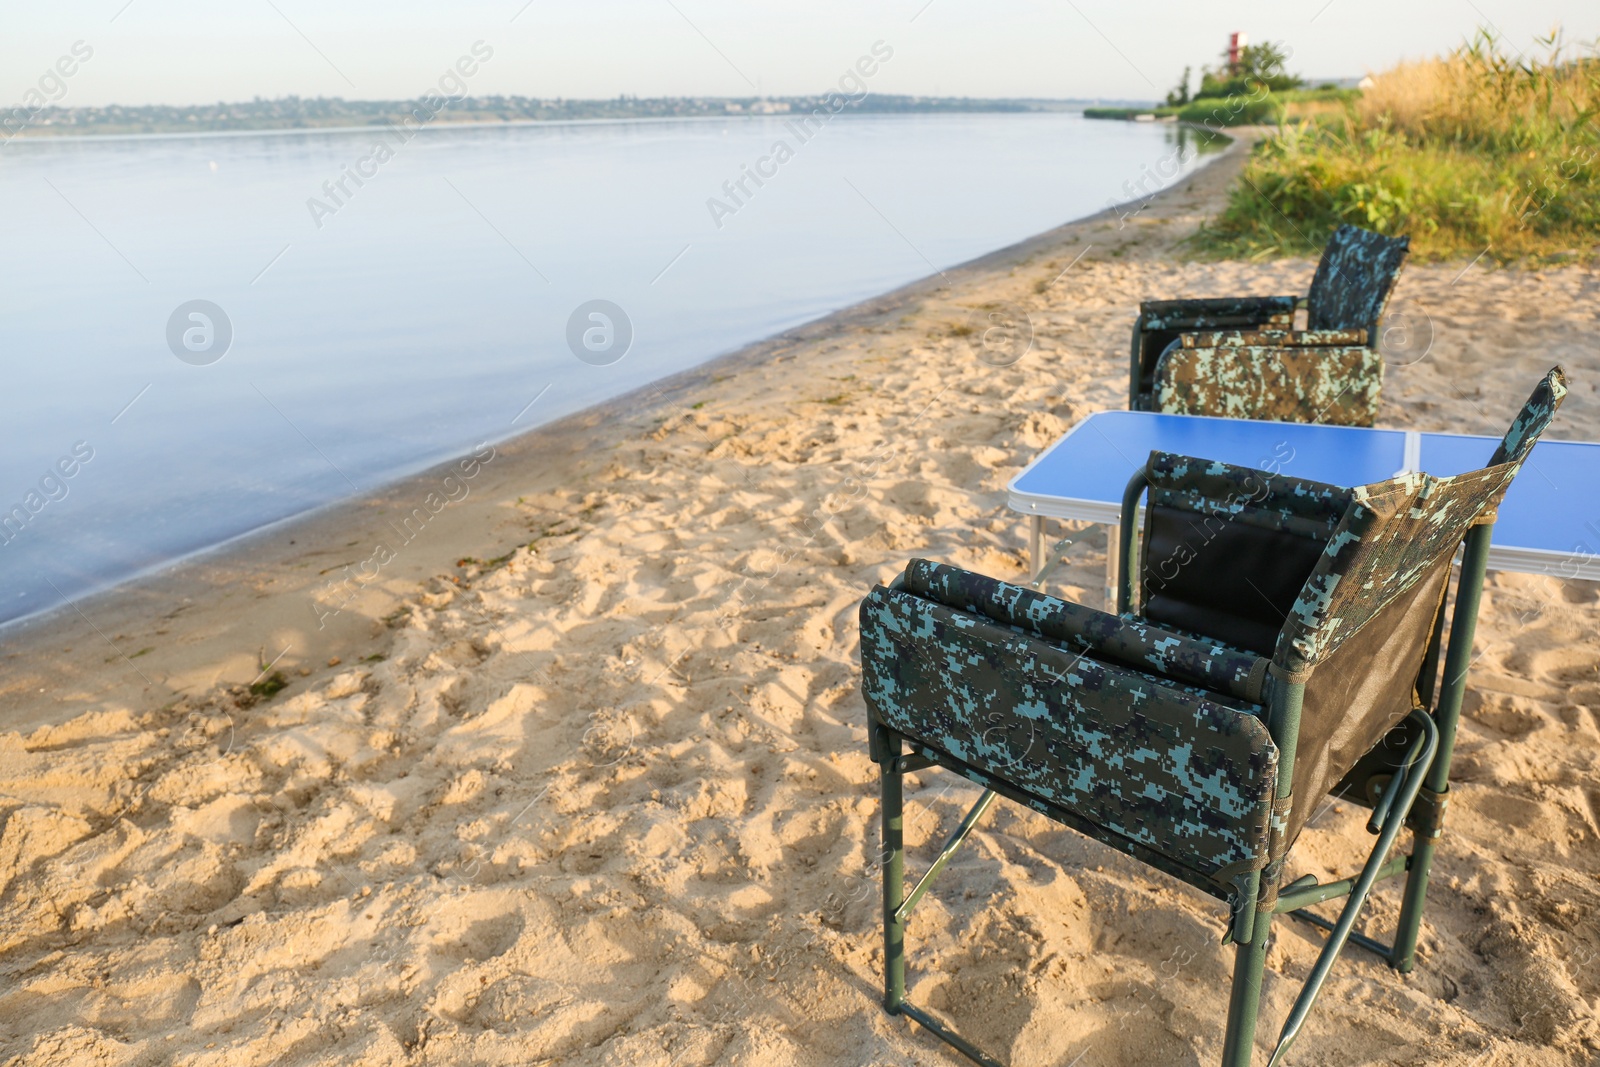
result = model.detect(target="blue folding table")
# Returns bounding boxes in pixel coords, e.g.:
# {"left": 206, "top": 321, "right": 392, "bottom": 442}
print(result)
{"left": 1008, "top": 410, "right": 1600, "bottom": 602}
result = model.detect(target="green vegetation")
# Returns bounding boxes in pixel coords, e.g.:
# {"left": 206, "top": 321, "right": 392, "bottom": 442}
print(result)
{"left": 1196, "top": 31, "right": 1600, "bottom": 262}
{"left": 1197, "top": 41, "right": 1301, "bottom": 99}
{"left": 1083, "top": 106, "right": 1165, "bottom": 120}
{"left": 1177, "top": 87, "right": 1359, "bottom": 128}
{"left": 1086, "top": 88, "right": 1352, "bottom": 128}
{"left": 1164, "top": 67, "right": 1194, "bottom": 107}
{"left": 249, "top": 670, "right": 289, "bottom": 700}
{"left": 1087, "top": 39, "right": 1316, "bottom": 128}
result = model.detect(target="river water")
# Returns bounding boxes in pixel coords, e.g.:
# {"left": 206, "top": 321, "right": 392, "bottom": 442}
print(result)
{"left": 0, "top": 111, "right": 1214, "bottom": 626}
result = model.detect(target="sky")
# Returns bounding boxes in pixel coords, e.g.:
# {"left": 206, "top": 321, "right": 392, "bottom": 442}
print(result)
{"left": 4, "top": 0, "right": 1598, "bottom": 109}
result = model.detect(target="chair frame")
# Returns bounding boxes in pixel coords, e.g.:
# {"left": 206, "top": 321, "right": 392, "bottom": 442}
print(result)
{"left": 871, "top": 472, "right": 1494, "bottom": 1067}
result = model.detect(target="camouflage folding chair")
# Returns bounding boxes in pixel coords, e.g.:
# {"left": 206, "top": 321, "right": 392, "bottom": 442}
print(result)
{"left": 1128, "top": 225, "right": 1411, "bottom": 427}
{"left": 860, "top": 368, "right": 1567, "bottom": 1066}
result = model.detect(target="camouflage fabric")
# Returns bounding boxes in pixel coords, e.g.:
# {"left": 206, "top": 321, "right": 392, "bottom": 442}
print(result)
{"left": 859, "top": 583, "right": 1278, "bottom": 880}
{"left": 1474, "top": 365, "right": 1570, "bottom": 522}
{"left": 1305, "top": 224, "right": 1411, "bottom": 332}
{"left": 1178, "top": 327, "right": 1369, "bottom": 349}
{"left": 1137, "top": 454, "right": 1354, "bottom": 655}
{"left": 902, "top": 557, "right": 1271, "bottom": 704}
{"left": 1131, "top": 299, "right": 1297, "bottom": 410}
{"left": 1143, "top": 451, "right": 1352, "bottom": 543}
{"left": 1138, "top": 295, "right": 1298, "bottom": 333}
{"left": 1492, "top": 366, "right": 1568, "bottom": 466}
{"left": 1274, "top": 367, "right": 1568, "bottom": 678}
{"left": 1151, "top": 344, "right": 1383, "bottom": 427}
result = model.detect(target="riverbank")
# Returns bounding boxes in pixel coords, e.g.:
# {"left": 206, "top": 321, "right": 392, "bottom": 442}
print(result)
{"left": 2, "top": 129, "right": 1598, "bottom": 1066}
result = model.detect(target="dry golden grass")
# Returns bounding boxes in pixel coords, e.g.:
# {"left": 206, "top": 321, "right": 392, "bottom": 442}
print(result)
{"left": 1353, "top": 59, "right": 1459, "bottom": 133}
{"left": 1282, "top": 97, "right": 1353, "bottom": 123}
{"left": 1355, "top": 37, "right": 1600, "bottom": 151}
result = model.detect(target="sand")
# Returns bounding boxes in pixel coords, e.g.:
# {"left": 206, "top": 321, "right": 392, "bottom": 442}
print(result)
{"left": 1, "top": 133, "right": 1598, "bottom": 1067}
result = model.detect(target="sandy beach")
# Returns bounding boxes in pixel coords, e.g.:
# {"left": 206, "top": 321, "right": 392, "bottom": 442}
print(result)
{"left": 2, "top": 131, "right": 1598, "bottom": 1067}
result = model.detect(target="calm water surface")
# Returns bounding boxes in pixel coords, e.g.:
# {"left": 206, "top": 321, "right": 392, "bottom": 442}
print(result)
{"left": 0, "top": 112, "right": 1214, "bottom": 626}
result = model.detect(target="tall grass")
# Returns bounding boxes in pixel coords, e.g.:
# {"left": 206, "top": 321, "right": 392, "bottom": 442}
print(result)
{"left": 1194, "top": 30, "right": 1600, "bottom": 261}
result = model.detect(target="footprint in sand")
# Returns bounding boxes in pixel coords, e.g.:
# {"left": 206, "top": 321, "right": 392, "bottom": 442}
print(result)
{"left": 1464, "top": 692, "right": 1550, "bottom": 738}
{"left": 424, "top": 900, "right": 526, "bottom": 964}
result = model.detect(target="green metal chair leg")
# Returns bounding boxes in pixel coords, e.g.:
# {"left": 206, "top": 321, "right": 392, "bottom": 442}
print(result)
{"left": 879, "top": 748, "right": 1006, "bottom": 1067}
{"left": 1393, "top": 523, "right": 1491, "bottom": 973}
{"left": 882, "top": 734, "right": 906, "bottom": 1015}
{"left": 1267, "top": 708, "right": 1439, "bottom": 1065}
{"left": 1391, "top": 838, "right": 1435, "bottom": 974}
{"left": 1221, "top": 888, "right": 1269, "bottom": 1067}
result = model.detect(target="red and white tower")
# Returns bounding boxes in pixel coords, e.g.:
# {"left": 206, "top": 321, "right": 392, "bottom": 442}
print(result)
{"left": 1228, "top": 32, "right": 1249, "bottom": 72}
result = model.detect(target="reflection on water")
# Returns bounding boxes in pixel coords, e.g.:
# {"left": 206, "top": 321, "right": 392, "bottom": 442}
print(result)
{"left": 0, "top": 113, "right": 1214, "bottom": 626}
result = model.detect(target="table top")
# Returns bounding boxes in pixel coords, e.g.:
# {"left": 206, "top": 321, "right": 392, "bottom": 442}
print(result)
{"left": 1007, "top": 410, "right": 1600, "bottom": 580}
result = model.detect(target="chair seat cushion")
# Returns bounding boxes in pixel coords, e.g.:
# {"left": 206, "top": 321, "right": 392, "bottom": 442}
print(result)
{"left": 860, "top": 579, "right": 1280, "bottom": 886}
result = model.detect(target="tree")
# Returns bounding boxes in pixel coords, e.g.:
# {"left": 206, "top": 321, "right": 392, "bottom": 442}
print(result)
{"left": 1197, "top": 40, "right": 1303, "bottom": 99}
{"left": 1164, "top": 66, "right": 1192, "bottom": 107}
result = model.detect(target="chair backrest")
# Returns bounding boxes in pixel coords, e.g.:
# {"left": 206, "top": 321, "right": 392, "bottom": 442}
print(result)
{"left": 1305, "top": 225, "right": 1411, "bottom": 333}
{"left": 1271, "top": 368, "right": 1565, "bottom": 842}
{"left": 1137, "top": 455, "right": 1351, "bottom": 655}
{"left": 1274, "top": 366, "right": 1568, "bottom": 678}
{"left": 1140, "top": 367, "right": 1567, "bottom": 846}
{"left": 1490, "top": 367, "right": 1566, "bottom": 467}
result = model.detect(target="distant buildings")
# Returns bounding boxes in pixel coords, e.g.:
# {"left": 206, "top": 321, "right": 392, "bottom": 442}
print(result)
{"left": 1308, "top": 76, "right": 1376, "bottom": 90}
{"left": 8, "top": 93, "right": 1041, "bottom": 138}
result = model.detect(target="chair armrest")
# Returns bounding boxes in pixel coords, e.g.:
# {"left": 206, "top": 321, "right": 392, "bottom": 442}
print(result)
{"left": 901, "top": 558, "right": 1271, "bottom": 705}
{"left": 1178, "top": 327, "right": 1369, "bottom": 349}
{"left": 1138, "top": 295, "right": 1299, "bottom": 332}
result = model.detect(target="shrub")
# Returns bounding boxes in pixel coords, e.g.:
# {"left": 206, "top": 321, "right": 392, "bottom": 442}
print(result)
{"left": 1175, "top": 94, "right": 1283, "bottom": 128}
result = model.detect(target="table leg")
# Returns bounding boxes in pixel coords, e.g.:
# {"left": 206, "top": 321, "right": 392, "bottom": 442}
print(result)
{"left": 1028, "top": 515, "right": 1045, "bottom": 583}
{"left": 1105, "top": 523, "right": 1121, "bottom": 611}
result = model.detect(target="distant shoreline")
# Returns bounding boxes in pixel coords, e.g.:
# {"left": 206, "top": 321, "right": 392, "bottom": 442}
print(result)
{"left": 1, "top": 94, "right": 1153, "bottom": 143}
{"left": 0, "top": 107, "right": 1102, "bottom": 147}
